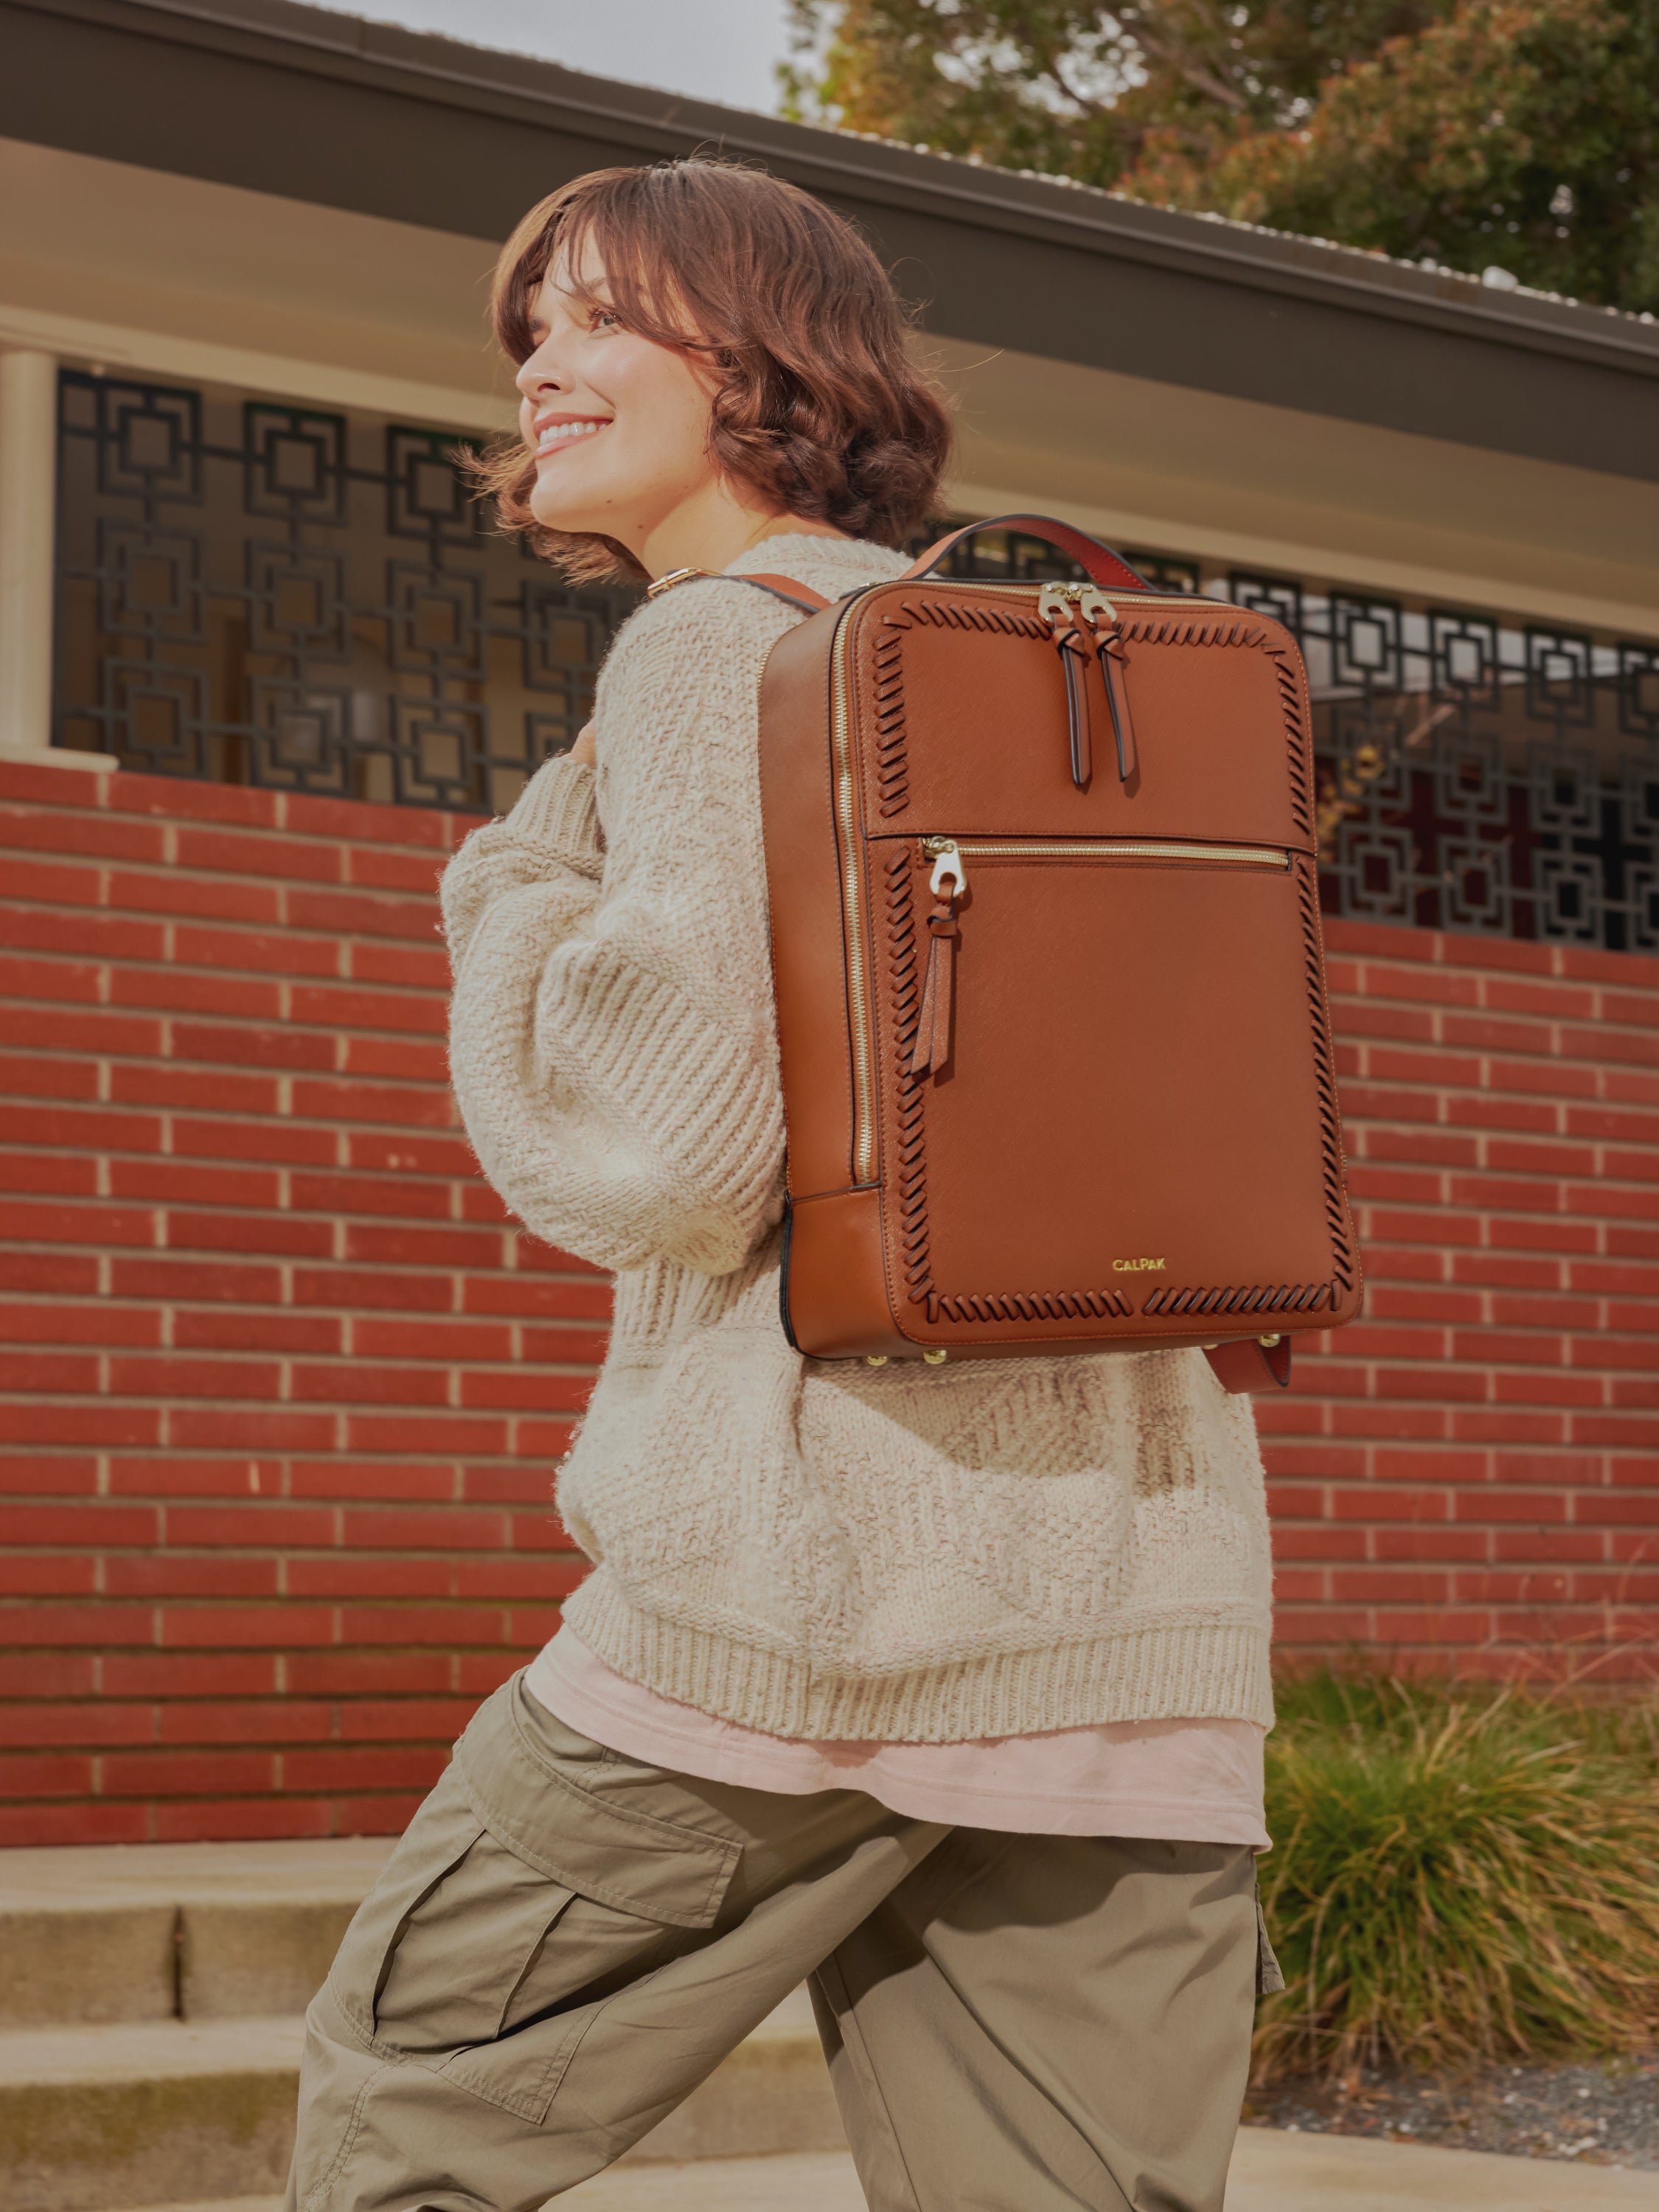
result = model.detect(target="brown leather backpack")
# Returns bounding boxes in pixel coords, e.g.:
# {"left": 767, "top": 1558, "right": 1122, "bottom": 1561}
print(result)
{"left": 668, "top": 514, "right": 1363, "bottom": 1392}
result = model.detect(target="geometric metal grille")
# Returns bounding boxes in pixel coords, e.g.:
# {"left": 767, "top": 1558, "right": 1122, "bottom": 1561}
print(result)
{"left": 54, "top": 371, "right": 640, "bottom": 815}
{"left": 933, "top": 526, "right": 1659, "bottom": 953}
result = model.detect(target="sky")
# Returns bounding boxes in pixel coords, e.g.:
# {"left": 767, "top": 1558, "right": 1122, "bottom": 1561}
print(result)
{"left": 318, "top": 1, "right": 798, "bottom": 114}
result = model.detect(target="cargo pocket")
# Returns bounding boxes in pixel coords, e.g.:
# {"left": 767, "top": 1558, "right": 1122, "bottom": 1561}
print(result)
{"left": 379, "top": 1676, "right": 744, "bottom": 2124}
{"left": 1253, "top": 1878, "right": 1285, "bottom": 1996}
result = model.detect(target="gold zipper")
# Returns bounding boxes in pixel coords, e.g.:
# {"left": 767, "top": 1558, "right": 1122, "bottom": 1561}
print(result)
{"left": 922, "top": 836, "right": 1292, "bottom": 892}
{"left": 828, "top": 583, "right": 1248, "bottom": 1188}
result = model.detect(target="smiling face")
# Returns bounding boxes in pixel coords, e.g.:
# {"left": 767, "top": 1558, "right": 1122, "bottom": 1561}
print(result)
{"left": 515, "top": 245, "right": 724, "bottom": 562}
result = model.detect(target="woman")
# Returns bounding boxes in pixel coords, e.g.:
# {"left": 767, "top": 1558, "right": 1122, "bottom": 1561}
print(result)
{"left": 288, "top": 159, "right": 1279, "bottom": 2212}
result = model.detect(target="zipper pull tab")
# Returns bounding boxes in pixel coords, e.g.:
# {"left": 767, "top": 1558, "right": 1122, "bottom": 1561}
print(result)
{"left": 923, "top": 836, "right": 967, "bottom": 897}
{"left": 912, "top": 841, "right": 963, "bottom": 1078}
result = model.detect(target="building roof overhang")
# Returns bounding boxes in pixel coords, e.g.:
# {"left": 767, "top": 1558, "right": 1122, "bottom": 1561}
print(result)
{"left": 3, "top": 0, "right": 1656, "bottom": 486}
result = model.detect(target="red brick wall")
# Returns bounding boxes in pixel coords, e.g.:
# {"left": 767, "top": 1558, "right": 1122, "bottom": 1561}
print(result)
{"left": 2, "top": 759, "right": 1656, "bottom": 1843}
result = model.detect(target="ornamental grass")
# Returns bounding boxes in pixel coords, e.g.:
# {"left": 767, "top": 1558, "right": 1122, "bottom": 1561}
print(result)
{"left": 1253, "top": 1669, "right": 1659, "bottom": 2083}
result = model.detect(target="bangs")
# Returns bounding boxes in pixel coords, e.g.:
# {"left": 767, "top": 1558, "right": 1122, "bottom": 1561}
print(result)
{"left": 493, "top": 175, "right": 723, "bottom": 366}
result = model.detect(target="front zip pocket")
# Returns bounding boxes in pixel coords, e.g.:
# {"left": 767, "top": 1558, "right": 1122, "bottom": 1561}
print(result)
{"left": 908, "top": 836, "right": 1290, "bottom": 1077}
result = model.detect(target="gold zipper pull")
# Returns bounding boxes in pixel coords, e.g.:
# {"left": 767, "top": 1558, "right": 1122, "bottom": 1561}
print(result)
{"left": 922, "top": 836, "right": 967, "bottom": 897}
{"left": 1037, "top": 582, "right": 1116, "bottom": 632}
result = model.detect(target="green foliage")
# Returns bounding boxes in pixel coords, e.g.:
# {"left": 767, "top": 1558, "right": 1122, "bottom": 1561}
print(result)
{"left": 783, "top": 0, "right": 1659, "bottom": 311}
{"left": 1256, "top": 1670, "right": 1659, "bottom": 2081}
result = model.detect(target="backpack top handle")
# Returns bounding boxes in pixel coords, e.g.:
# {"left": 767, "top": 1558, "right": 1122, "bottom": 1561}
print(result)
{"left": 902, "top": 514, "right": 1152, "bottom": 597}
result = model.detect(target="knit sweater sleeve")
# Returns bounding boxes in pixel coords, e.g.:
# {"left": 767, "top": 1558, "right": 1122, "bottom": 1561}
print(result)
{"left": 440, "top": 585, "right": 795, "bottom": 1276}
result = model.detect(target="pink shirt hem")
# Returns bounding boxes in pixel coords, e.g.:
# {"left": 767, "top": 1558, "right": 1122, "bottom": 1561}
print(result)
{"left": 524, "top": 1630, "right": 1270, "bottom": 1846}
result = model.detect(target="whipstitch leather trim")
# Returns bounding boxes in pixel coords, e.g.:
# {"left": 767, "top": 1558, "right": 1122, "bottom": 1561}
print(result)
{"left": 1294, "top": 852, "right": 1360, "bottom": 1298}
{"left": 873, "top": 623, "right": 908, "bottom": 818}
{"left": 1141, "top": 1282, "right": 1331, "bottom": 1317}
{"left": 885, "top": 848, "right": 933, "bottom": 1304}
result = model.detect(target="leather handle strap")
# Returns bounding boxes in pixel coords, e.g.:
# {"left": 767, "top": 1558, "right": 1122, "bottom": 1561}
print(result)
{"left": 901, "top": 514, "right": 1150, "bottom": 596}
{"left": 1204, "top": 1339, "right": 1293, "bottom": 1393}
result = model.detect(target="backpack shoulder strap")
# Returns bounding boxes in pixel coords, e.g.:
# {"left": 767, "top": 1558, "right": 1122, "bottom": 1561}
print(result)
{"left": 644, "top": 568, "right": 832, "bottom": 616}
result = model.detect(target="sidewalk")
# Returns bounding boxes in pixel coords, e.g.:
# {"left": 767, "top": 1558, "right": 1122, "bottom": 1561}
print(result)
{"left": 563, "top": 2133, "right": 1659, "bottom": 2208}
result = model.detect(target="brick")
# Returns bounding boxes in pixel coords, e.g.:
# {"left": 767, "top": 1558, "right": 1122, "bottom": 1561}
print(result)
{"left": 0, "top": 1152, "right": 100, "bottom": 1196}
{"left": 1, "top": 905, "right": 167, "bottom": 962}
{"left": 460, "top": 1371, "right": 592, "bottom": 1412}
{"left": 0, "top": 803, "right": 163, "bottom": 862}
{"left": 102, "top": 1750, "right": 275, "bottom": 1796}
{"left": 0, "top": 1051, "right": 100, "bottom": 1102}
{"left": 0, "top": 1754, "right": 97, "bottom": 1798}
{"left": 0, "top": 1801, "right": 151, "bottom": 1846}
{"left": 289, "top": 984, "right": 446, "bottom": 1035}
{"left": 336, "top": 1606, "right": 502, "bottom": 1646}
{"left": 172, "top": 826, "right": 343, "bottom": 882}
{"left": 108, "top": 773, "right": 277, "bottom": 827}
{"left": 158, "top": 1700, "right": 335, "bottom": 1745}
{"left": 0, "top": 1197, "right": 150, "bottom": 1248}
{"left": 336, "top": 1696, "right": 474, "bottom": 1741}
{"left": 342, "top": 846, "right": 446, "bottom": 894}
{"left": 288, "top": 791, "right": 453, "bottom": 849}
{"left": 0, "top": 1700, "right": 152, "bottom": 1747}
{"left": 164, "top": 1211, "right": 333, "bottom": 1258}
{"left": 102, "top": 1652, "right": 276, "bottom": 1697}
{"left": 352, "top": 1318, "right": 512, "bottom": 1363}
{"left": 0, "top": 1555, "right": 97, "bottom": 1596}
{"left": 0, "top": 953, "right": 101, "bottom": 1004}
{"left": 0, "top": 1403, "right": 162, "bottom": 1447}
{"left": 104, "top": 1556, "right": 280, "bottom": 1598}
{"left": 0, "top": 1602, "right": 155, "bottom": 1645}
{"left": 0, "top": 1102, "right": 164, "bottom": 1153}
{"left": 173, "top": 922, "right": 340, "bottom": 978}
{"left": 340, "top": 1038, "right": 451, "bottom": 1085}
{"left": 107, "top": 1456, "right": 285, "bottom": 1498}
{"left": 0, "top": 1651, "right": 97, "bottom": 1696}
{"left": 348, "top": 941, "right": 449, "bottom": 990}
{"left": 339, "top": 1508, "right": 504, "bottom": 1551}
{"left": 107, "top": 871, "right": 279, "bottom": 925}
{"left": 173, "top": 1310, "right": 341, "bottom": 1355}
{"left": 1, "top": 1503, "right": 157, "bottom": 1547}
{"left": 153, "top": 1797, "right": 335, "bottom": 1842}
{"left": 289, "top": 1460, "right": 455, "bottom": 1501}
{"left": 290, "top": 1172, "right": 451, "bottom": 1220}
{"left": 109, "top": 1356, "right": 284, "bottom": 1401}
{"left": 170, "top": 1021, "right": 335, "bottom": 1072}
{"left": 0, "top": 1452, "right": 99, "bottom": 1495}
{"left": 111, "top": 1063, "right": 280, "bottom": 1114}
{"left": 287, "top": 1556, "right": 453, "bottom": 1599}
{"left": 4, "top": 1005, "right": 161, "bottom": 1056}
{"left": 109, "top": 967, "right": 285, "bottom": 1020}
{"left": 111, "top": 1160, "right": 283, "bottom": 1208}
{"left": 294, "top": 1082, "right": 455, "bottom": 1131}
{"left": 171, "top": 1116, "right": 338, "bottom": 1167}
{"left": 283, "top": 1745, "right": 445, "bottom": 1791}
{"left": 343, "top": 1222, "right": 501, "bottom": 1269}
{"left": 284, "top": 1651, "right": 450, "bottom": 1695}
{"left": 166, "top": 1408, "right": 338, "bottom": 1452}
{"left": 291, "top": 1266, "right": 453, "bottom": 1312}
{"left": 348, "top": 1130, "right": 473, "bottom": 1178}
{"left": 108, "top": 1256, "right": 284, "bottom": 1303}
{"left": 291, "top": 1362, "right": 451, "bottom": 1407}
{"left": 1, "top": 853, "right": 105, "bottom": 906}
{"left": 159, "top": 1605, "right": 335, "bottom": 1648}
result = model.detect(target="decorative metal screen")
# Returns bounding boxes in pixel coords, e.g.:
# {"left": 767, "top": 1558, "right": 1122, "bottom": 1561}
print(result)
{"left": 931, "top": 526, "right": 1659, "bottom": 953}
{"left": 53, "top": 370, "right": 639, "bottom": 815}
{"left": 52, "top": 389, "right": 1658, "bottom": 950}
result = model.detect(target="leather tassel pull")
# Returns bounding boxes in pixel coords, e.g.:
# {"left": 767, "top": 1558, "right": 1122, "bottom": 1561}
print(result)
{"left": 1097, "top": 629, "right": 1138, "bottom": 784}
{"left": 1056, "top": 626, "right": 1093, "bottom": 788}
{"left": 909, "top": 905, "right": 959, "bottom": 1077}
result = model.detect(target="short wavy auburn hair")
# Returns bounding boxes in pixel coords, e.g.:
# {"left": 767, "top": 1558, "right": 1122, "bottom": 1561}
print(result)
{"left": 470, "top": 159, "right": 954, "bottom": 584}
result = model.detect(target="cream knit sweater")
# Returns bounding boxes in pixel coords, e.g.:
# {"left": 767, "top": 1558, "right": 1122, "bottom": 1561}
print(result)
{"left": 442, "top": 535, "right": 1275, "bottom": 1741}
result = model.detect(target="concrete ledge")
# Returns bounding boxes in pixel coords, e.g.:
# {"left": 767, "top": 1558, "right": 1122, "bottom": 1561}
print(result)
{"left": 0, "top": 2018, "right": 303, "bottom": 2212}
{"left": 0, "top": 1840, "right": 393, "bottom": 2026}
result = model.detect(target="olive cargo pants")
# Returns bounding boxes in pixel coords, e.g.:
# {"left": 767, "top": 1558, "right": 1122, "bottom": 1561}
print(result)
{"left": 287, "top": 1675, "right": 1276, "bottom": 2212}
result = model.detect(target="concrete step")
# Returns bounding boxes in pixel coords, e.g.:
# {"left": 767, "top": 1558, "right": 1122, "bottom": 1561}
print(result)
{"left": 0, "top": 1840, "right": 394, "bottom": 2025}
{"left": 0, "top": 1991, "right": 837, "bottom": 2212}
{"left": 97, "top": 2131, "right": 1659, "bottom": 2212}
